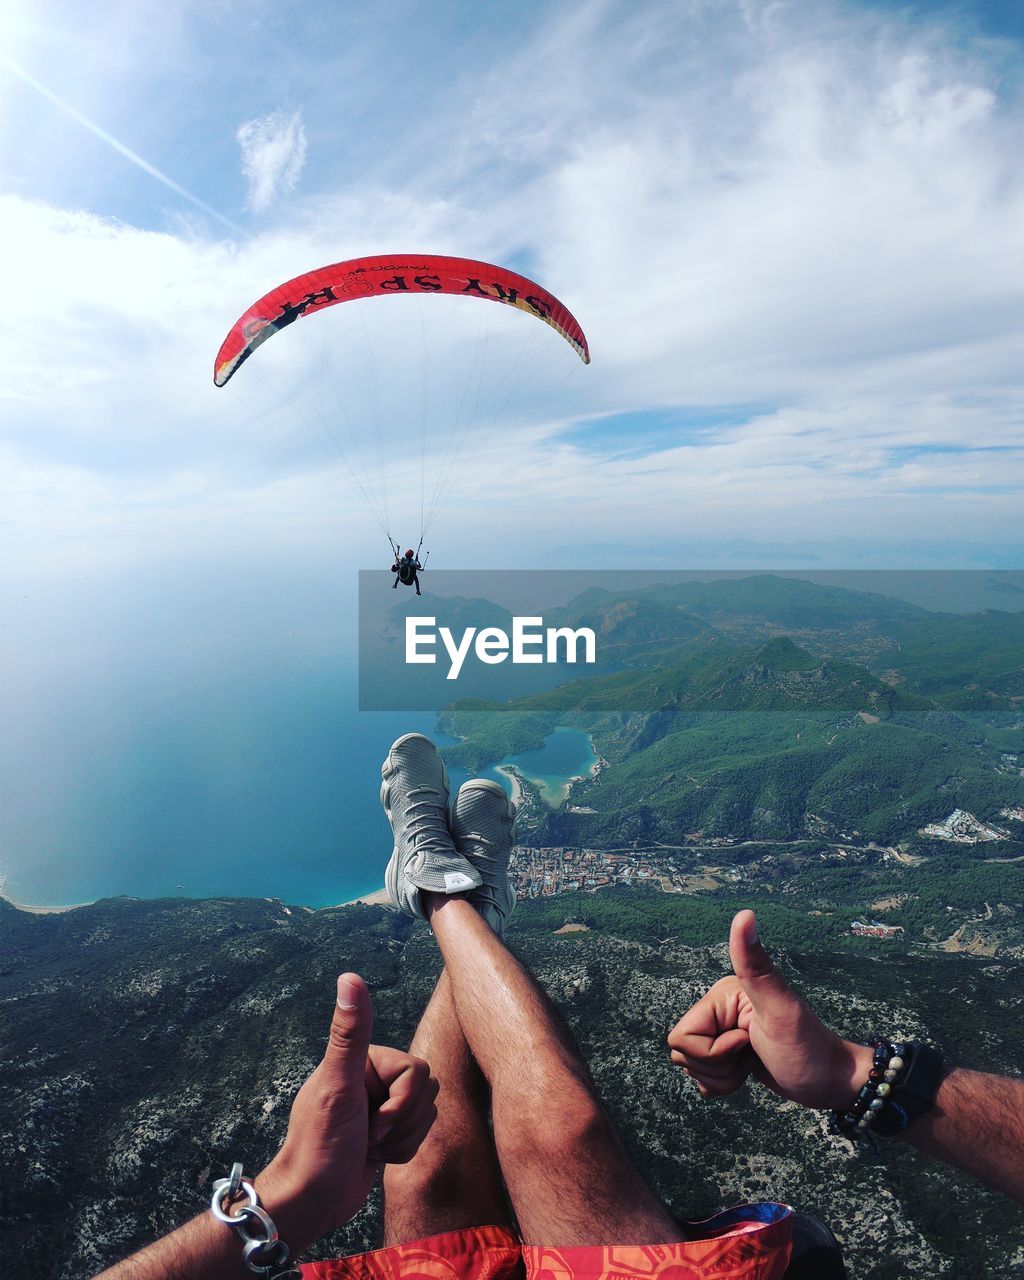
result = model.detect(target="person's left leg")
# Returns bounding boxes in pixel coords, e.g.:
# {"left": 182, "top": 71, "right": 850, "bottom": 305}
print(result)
{"left": 382, "top": 969, "right": 510, "bottom": 1245}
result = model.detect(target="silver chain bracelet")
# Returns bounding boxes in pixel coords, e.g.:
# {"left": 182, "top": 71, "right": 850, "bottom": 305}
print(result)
{"left": 210, "top": 1163, "right": 303, "bottom": 1279}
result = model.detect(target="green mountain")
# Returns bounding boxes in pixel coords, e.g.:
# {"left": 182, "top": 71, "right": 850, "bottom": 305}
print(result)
{"left": 884, "top": 609, "right": 1024, "bottom": 710}
{"left": 550, "top": 577, "right": 1022, "bottom": 708}
{"left": 547, "top": 715, "right": 1018, "bottom": 845}
{"left": 438, "top": 579, "right": 1022, "bottom": 845}
{"left": 646, "top": 574, "right": 926, "bottom": 630}
{"left": 546, "top": 590, "right": 721, "bottom": 664}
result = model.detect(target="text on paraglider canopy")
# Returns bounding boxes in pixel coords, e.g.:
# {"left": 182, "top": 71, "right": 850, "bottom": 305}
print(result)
{"left": 250, "top": 276, "right": 556, "bottom": 341}
{"left": 376, "top": 275, "right": 554, "bottom": 317}
{"left": 405, "top": 617, "right": 597, "bottom": 681}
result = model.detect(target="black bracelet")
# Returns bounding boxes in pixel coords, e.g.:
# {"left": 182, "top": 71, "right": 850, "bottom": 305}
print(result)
{"left": 871, "top": 1041, "right": 946, "bottom": 1137}
{"left": 830, "top": 1037, "right": 907, "bottom": 1140}
{"left": 830, "top": 1039, "right": 945, "bottom": 1142}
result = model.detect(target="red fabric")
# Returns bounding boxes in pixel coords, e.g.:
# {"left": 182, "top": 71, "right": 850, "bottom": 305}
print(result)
{"left": 522, "top": 1217, "right": 793, "bottom": 1280}
{"left": 301, "top": 1225, "right": 524, "bottom": 1280}
{"left": 302, "top": 1210, "right": 792, "bottom": 1280}
{"left": 214, "top": 255, "right": 590, "bottom": 387}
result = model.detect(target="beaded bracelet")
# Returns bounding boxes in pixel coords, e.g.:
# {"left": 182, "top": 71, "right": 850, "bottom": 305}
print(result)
{"left": 829, "top": 1037, "right": 909, "bottom": 1140}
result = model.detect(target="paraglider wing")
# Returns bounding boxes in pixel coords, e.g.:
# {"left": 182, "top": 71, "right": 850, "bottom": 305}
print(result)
{"left": 213, "top": 254, "right": 590, "bottom": 387}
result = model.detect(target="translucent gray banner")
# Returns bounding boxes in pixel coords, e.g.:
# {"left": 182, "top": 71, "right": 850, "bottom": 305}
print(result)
{"left": 358, "top": 568, "right": 1023, "bottom": 712}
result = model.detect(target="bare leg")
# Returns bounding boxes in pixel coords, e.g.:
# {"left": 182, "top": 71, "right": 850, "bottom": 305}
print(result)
{"left": 425, "top": 895, "right": 685, "bottom": 1246}
{"left": 383, "top": 970, "right": 510, "bottom": 1244}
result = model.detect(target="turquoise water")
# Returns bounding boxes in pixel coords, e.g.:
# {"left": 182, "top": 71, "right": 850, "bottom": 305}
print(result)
{"left": 1, "top": 649, "right": 451, "bottom": 909}
{"left": 448, "top": 727, "right": 598, "bottom": 807}
{"left": 2, "top": 645, "right": 592, "bottom": 909}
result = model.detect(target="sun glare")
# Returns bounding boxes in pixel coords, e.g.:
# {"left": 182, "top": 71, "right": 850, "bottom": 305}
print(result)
{"left": 0, "top": 2, "right": 30, "bottom": 68}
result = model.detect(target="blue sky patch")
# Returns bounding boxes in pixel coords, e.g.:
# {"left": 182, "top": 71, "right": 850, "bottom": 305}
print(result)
{"left": 557, "top": 406, "right": 778, "bottom": 460}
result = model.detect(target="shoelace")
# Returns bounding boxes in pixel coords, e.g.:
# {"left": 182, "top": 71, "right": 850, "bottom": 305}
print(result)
{"left": 453, "top": 828, "right": 514, "bottom": 877}
{"left": 403, "top": 787, "right": 457, "bottom": 856}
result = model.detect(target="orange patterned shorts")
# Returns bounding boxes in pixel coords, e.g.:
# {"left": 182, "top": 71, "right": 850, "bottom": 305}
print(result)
{"left": 302, "top": 1204, "right": 793, "bottom": 1280}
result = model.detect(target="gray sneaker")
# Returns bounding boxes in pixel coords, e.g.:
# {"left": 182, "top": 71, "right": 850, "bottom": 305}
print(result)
{"left": 381, "top": 734, "right": 482, "bottom": 919}
{"left": 450, "top": 779, "right": 517, "bottom": 936}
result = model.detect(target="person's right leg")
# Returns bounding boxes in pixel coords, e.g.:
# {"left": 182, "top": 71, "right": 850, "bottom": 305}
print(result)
{"left": 425, "top": 893, "right": 685, "bottom": 1247}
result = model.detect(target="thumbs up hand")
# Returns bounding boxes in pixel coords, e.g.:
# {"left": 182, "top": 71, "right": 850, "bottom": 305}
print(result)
{"left": 257, "top": 974, "right": 438, "bottom": 1252}
{"left": 667, "top": 911, "right": 873, "bottom": 1110}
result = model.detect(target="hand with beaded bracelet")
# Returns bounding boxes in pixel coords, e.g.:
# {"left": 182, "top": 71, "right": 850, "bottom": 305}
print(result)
{"left": 668, "top": 910, "right": 1024, "bottom": 1204}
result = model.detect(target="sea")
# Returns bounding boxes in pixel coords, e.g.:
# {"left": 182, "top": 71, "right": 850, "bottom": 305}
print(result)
{"left": 1, "top": 649, "right": 597, "bottom": 909}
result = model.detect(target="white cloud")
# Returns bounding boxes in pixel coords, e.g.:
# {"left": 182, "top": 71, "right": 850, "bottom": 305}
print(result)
{"left": 1, "top": 0, "right": 1022, "bottom": 578}
{"left": 236, "top": 108, "right": 307, "bottom": 213}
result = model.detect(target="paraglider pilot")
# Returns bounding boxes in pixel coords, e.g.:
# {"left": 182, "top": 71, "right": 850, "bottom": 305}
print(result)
{"left": 392, "top": 548, "right": 424, "bottom": 595}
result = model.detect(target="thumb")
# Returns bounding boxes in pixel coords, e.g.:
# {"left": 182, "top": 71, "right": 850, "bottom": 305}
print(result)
{"left": 323, "top": 973, "right": 373, "bottom": 1093}
{"left": 728, "top": 911, "right": 794, "bottom": 1015}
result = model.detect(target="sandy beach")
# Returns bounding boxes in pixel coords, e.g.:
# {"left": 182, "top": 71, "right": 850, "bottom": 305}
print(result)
{"left": 7, "top": 899, "right": 95, "bottom": 914}
{"left": 494, "top": 764, "right": 524, "bottom": 805}
{"left": 339, "top": 887, "right": 390, "bottom": 907}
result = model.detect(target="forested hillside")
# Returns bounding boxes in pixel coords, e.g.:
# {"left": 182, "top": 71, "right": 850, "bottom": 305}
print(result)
{"left": 439, "top": 578, "right": 1022, "bottom": 847}
{"left": 3, "top": 894, "right": 1023, "bottom": 1279}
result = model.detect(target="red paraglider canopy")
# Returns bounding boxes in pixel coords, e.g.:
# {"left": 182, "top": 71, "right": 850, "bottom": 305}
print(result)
{"left": 214, "top": 253, "right": 590, "bottom": 387}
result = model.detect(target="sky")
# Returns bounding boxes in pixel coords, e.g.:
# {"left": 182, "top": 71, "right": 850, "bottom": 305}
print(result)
{"left": 1, "top": 0, "right": 1022, "bottom": 581}
{"left": 0, "top": 0, "right": 1022, "bottom": 902}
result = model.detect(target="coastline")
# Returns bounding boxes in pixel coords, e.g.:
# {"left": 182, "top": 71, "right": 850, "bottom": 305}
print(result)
{"left": 494, "top": 764, "right": 524, "bottom": 805}
{"left": 501, "top": 734, "right": 600, "bottom": 809}
{"left": 4, "top": 735, "right": 599, "bottom": 916}
{"left": 7, "top": 898, "right": 96, "bottom": 914}
{"left": 339, "top": 887, "right": 390, "bottom": 907}
{"left": 6, "top": 889, "right": 395, "bottom": 913}
{"left": 7, "top": 890, "right": 391, "bottom": 911}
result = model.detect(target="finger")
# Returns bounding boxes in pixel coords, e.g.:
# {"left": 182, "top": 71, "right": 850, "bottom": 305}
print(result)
{"left": 365, "top": 1052, "right": 385, "bottom": 1106}
{"left": 367, "top": 1045, "right": 428, "bottom": 1089}
{"left": 683, "top": 1033, "right": 751, "bottom": 1078}
{"left": 689, "top": 1069, "right": 748, "bottom": 1098}
{"left": 669, "top": 1020, "right": 750, "bottom": 1068}
{"left": 705, "top": 1025, "right": 751, "bottom": 1061}
{"left": 371, "top": 1073, "right": 438, "bottom": 1144}
{"left": 667, "top": 978, "right": 743, "bottom": 1049}
{"left": 686, "top": 1048, "right": 756, "bottom": 1097}
{"left": 369, "top": 1083, "right": 432, "bottom": 1142}
{"left": 369, "top": 1106, "right": 438, "bottom": 1164}
{"left": 369, "top": 1091, "right": 437, "bottom": 1150}
{"left": 323, "top": 974, "right": 373, "bottom": 1095}
{"left": 728, "top": 911, "right": 794, "bottom": 1015}
{"left": 377, "top": 1070, "right": 439, "bottom": 1121}
{"left": 370, "top": 1095, "right": 437, "bottom": 1153}
{"left": 667, "top": 1023, "right": 713, "bottom": 1059}
{"left": 676, "top": 1054, "right": 751, "bottom": 1087}
{"left": 671, "top": 1049, "right": 716, "bottom": 1071}
{"left": 374, "top": 1056, "right": 434, "bottom": 1121}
